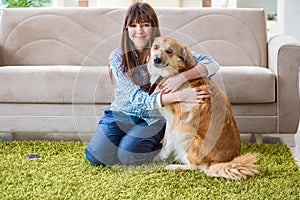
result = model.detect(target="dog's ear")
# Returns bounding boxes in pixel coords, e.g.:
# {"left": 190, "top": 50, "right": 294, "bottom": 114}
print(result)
{"left": 179, "top": 45, "right": 197, "bottom": 68}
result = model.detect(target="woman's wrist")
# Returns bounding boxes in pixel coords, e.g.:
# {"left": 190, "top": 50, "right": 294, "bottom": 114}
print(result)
{"left": 176, "top": 73, "right": 187, "bottom": 86}
{"left": 174, "top": 90, "right": 185, "bottom": 102}
{"left": 160, "top": 92, "right": 180, "bottom": 106}
{"left": 160, "top": 87, "right": 210, "bottom": 106}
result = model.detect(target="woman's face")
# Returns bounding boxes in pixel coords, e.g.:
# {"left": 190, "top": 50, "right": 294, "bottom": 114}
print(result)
{"left": 127, "top": 22, "right": 152, "bottom": 52}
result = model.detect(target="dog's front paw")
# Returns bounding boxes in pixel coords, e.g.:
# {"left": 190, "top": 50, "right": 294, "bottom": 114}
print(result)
{"left": 160, "top": 149, "right": 172, "bottom": 161}
{"left": 153, "top": 148, "right": 171, "bottom": 162}
{"left": 165, "top": 164, "right": 192, "bottom": 171}
{"left": 153, "top": 153, "right": 162, "bottom": 162}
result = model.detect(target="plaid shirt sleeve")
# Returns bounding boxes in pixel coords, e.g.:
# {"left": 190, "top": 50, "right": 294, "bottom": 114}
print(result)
{"left": 109, "top": 48, "right": 159, "bottom": 113}
{"left": 192, "top": 51, "right": 220, "bottom": 78}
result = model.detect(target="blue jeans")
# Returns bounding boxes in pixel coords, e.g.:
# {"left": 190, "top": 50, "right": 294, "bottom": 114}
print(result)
{"left": 85, "top": 110, "right": 165, "bottom": 166}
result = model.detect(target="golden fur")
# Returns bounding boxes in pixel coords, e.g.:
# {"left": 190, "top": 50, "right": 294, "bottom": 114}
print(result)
{"left": 147, "top": 36, "right": 259, "bottom": 180}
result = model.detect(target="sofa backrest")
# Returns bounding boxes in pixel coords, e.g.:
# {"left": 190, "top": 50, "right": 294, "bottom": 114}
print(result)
{"left": 0, "top": 7, "right": 267, "bottom": 67}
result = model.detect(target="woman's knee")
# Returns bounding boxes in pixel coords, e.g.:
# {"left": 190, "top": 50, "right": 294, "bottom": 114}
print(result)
{"left": 117, "top": 145, "right": 160, "bottom": 165}
{"left": 85, "top": 148, "right": 104, "bottom": 166}
{"left": 117, "top": 149, "right": 148, "bottom": 165}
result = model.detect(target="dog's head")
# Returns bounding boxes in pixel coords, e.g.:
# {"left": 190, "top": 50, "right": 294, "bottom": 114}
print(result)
{"left": 147, "top": 36, "right": 197, "bottom": 84}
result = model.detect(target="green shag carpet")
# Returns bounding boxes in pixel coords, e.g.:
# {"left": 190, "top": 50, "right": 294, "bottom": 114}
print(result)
{"left": 1, "top": 141, "right": 300, "bottom": 200}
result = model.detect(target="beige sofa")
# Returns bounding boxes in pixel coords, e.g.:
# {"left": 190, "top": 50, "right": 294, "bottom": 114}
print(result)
{"left": 0, "top": 7, "right": 299, "bottom": 141}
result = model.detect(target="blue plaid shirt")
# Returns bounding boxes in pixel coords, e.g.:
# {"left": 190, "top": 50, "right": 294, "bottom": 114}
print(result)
{"left": 109, "top": 48, "right": 219, "bottom": 125}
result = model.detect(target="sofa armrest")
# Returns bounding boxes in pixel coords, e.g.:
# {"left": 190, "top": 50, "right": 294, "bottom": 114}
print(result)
{"left": 268, "top": 35, "right": 300, "bottom": 133}
{"left": 0, "top": 45, "right": 2, "bottom": 66}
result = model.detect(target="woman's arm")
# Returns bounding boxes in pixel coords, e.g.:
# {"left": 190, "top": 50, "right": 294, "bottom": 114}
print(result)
{"left": 157, "top": 87, "right": 210, "bottom": 107}
{"left": 159, "top": 53, "right": 220, "bottom": 93}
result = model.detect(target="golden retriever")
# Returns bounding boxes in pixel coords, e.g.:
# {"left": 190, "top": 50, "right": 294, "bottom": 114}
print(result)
{"left": 147, "top": 36, "right": 258, "bottom": 180}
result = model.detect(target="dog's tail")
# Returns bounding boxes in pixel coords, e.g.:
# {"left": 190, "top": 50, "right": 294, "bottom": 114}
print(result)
{"left": 204, "top": 153, "right": 259, "bottom": 180}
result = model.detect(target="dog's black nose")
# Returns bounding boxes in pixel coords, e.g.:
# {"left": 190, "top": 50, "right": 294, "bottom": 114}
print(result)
{"left": 153, "top": 57, "right": 162, "bottom": 64}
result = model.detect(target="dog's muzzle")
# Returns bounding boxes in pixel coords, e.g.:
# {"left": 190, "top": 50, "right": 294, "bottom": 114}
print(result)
{"left": 153, "top": 56, "right": 169, "bottom": 68}
{"left": 153, "top": 56, "right": 162, "bottom": 64}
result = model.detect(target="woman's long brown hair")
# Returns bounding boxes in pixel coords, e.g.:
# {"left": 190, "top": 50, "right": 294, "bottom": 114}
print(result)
{"left": 109, "top": 2, "right": 161, "bottom": 85}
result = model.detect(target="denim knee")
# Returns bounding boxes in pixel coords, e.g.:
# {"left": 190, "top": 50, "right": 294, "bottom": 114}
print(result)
{"left": 85, "top": 148, "right": 104, "bottom": 166}
{"left": 118, "top": 149, "right": 142, "bottom": 165}
{"left": 118, "top": 149, "right": 160, "bottom": 165}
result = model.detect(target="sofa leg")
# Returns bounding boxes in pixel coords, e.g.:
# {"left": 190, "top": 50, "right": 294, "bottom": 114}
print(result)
{"left": 255, "top": 133, "right": 263, "bottom": 143}
{"left": 11, "top": 132, "right": 17, "bottom": 141}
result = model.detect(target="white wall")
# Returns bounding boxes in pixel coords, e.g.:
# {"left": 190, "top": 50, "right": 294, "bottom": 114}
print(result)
{"left": 53, "top": 0, "right": 77, "bottom": 7}
{"left": 89, "top": 0, "right": 235, "bottom": 8}
{"left": 95, "top": 0, "right": 132, "bottom": 7}
{"left": 237, "top": 0, "right": 277, "bottom": 17}
{"left": 181, "top": 0, "right": 201, "bottom": 7}
{"left": 284, "top": 0, "right": 300, "bottom": 40}
{"left": 92, "top": 0, "right": 186, "bottom": 7}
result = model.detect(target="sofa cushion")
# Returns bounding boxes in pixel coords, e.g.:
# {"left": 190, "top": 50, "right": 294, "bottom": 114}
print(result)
{"left": 0, "top": 65, "right": 114, "bottom": 104}
{"left": 158, "top": 8, "right": 268, "bottom": 67}
{"left": 0, "top": 65, "right": 275, "bottom": 105}
{"left": 218, "top": 66, "right": 276, "bottom": 103}
{"left": 0, "top": 8, "right": 124, "bottom": 66}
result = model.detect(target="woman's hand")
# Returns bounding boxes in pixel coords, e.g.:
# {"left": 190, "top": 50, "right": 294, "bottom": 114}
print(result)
{"left": 159, "top": 74, "right": 186, "bottom": 93}
{"left": 160, "top": 87, "right": 210, "bottom": 106}
{"left": 159, "top": 63, "right": 209, "bottom": 94}
{"left": 175, "top": 87, "right": 210, "bottom": 104}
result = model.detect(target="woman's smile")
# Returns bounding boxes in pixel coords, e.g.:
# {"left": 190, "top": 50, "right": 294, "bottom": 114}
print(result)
{"left": 127, "top": 22, "right": 152, "bottom": 50}
{"left": 136, "top": 35, "right": 146, "bottom": 39}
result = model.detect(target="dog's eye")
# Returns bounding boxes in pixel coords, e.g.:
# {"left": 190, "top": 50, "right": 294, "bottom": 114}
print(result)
{"left": 166, "top": 48, "right": 173, "bottom": 54}
{"left": 153, "top": 44, "right": 159, "bottom": 49}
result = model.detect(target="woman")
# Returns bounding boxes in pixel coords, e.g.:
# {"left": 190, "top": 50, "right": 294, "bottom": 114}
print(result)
{"left": 85, "top": 2, "right": 220, "bottom": 166}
